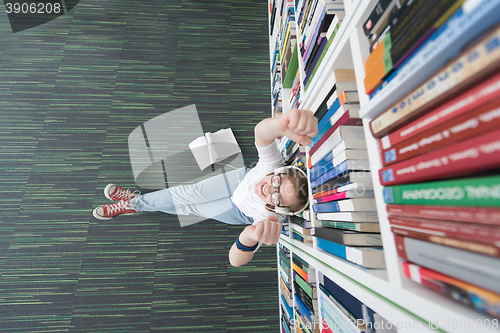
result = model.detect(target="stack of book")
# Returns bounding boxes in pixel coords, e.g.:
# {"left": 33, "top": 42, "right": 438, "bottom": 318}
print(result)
{"left": 362, "top": 0, "right": 467, "bottom": 95}
{"left": 293, "top": 255, "right": 319, "bottom": 333}
{"left": 367, "top": 15, "right": 500, "bottom": 317}
{"left": 279, "top": 243, "right": 294, "bottom": 333}
{"left": 319, "top": 274, "right": 396, "bottom": 332}
{"left": 296, "top": 0, "right": 346, "bottom": 91}
{"left": 290, "top": 214, "right": 313, "bottom": 244}
{"left": 306, "top": 78, "right": 385, "bottom": 269}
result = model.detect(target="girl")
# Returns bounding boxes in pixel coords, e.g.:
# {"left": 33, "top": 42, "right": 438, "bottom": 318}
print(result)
{"left": 92, "top": 108, "right": 318, "bottom": 266}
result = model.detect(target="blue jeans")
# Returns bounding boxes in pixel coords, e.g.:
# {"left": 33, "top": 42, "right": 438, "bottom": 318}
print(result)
{"left": 130, "top": 167, "right": 253, "bottom": 226}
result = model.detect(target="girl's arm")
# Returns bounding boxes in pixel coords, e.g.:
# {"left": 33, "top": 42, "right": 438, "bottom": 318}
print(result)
{"left": 254, "top": 108, "right": 318, "bottom": 148}
{"left": 229, "top": 216, "right": 282, "bottom": 267}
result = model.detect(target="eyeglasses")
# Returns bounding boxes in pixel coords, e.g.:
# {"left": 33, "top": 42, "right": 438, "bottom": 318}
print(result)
{"left": 270, "top": 174, "right": 281, "bottom": 206}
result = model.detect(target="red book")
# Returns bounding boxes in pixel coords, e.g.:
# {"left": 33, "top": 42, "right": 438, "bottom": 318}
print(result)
{"left": 321, "top": 318, "right": 334, "bottom": 333}
{"left": 309, "top": 111, "right": 363, "bottom": 157}
{"left": 381, "top": 97, "right": 500, "bottom": 166}
{"left": 378, "top": 72, "right": 500, "bottom": 151}
{"left": 391, "top": 226, "right": 499, "bottom": 257}
{"left": 389, "top": 216, "right": 500, "bottom": 246}
{"left": 402, "top": 262, "right": 500, "bottom": 319}
{"left": 386, "top": 204, "right": 500, "bottom": 226}
{"left": 379, "top": 127, "right": 500, "bottom": 186}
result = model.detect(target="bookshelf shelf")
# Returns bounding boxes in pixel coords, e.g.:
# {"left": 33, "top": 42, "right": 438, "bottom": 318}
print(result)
{"left": 270, "top": 0, "right": 500, "bottom": 332}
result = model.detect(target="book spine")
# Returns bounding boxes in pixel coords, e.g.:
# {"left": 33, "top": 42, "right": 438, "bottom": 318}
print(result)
{"left": 370, "top": 25, "right": 500, "bottom": 138}
{"left": 383, "top": 174, "right": 500, "bottom": 207}
{"left": 310, "top": 115, "right": 363, "bottom": 158}
{"left": 391, "top": 226, "right": 500, "bottom": 257}
{"left": 380, "top": 72, "right": 500, "bottom": 150}
{"left": 394, "top": 235, "right": 500, "bottom": 294}
{"left": 386, "top": 204, "right": 500, "bottom": 225}
{"left": 402, "top": 262, "right": 500, "bottom": 319}
{"left": 379, "top": 127, "right": 500, "bottom": 186}
{"left": 381, "top": 97, "right": 500, "bottom": 166}
{"left": 389, "top": 216, "right": 500, "bottom": 245}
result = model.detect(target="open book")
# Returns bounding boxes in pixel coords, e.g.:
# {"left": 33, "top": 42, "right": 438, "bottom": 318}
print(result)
{"left": 189, "top": 128, "right": 241, "bottom": 171}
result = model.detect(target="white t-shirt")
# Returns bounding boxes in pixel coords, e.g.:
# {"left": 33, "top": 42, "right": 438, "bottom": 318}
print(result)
{"left": 231, "top": 140, "right": 285, "bottom": 224}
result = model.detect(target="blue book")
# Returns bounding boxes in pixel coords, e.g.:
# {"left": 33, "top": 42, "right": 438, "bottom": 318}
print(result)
{"left": 367, "top": 0, "right": 500, "bottom": 108}
{"left": 316, "top": 98, "right": 341, "bottom": 132}
{"left": 294, "top": 293, "right": 314, "bottom": 324}
{"left": 312, "top": 159, "right": 364, "bottom": 188}
{"left": 322, "top": 276, "right": 363, "bottom": 320}
{"left": 310, "top": 158, "right": 335, "bottom": 181}
{"left": 281, "top": 317, "right": 291, "bottom": 333}
{"left": 281, "top": 294, "right": 294, "bottom": 319}
{"left": 316, "top": 238, "right": 385, "bottom": 269}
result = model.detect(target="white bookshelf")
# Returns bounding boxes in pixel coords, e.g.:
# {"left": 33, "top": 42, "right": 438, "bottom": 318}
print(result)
{"left": 270, "top": 0, "right": 500, "bottom": 332}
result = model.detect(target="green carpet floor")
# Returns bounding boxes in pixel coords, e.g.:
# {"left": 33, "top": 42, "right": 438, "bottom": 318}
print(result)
{"left": 0, "top": 0, "right": 280, "bottom": 331}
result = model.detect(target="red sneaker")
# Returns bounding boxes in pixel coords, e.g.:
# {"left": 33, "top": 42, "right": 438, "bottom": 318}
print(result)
{"left": 104, "top": 184, "right": 140, "bottom": 201}
{"left": 93, "top": 200, "right": 138, "bottom": 220}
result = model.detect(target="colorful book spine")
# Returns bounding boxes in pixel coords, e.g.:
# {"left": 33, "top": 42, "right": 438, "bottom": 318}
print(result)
{"left": 379, "top": 71, "right": 500, "bottom": 150}
{"left": 313, "top": 160, "right": 370, "bottom": 188}
{"left": 314, "top": 189, "right": 374, "bottom": 204}
{"left": 383, "top": 174, "right": 500, "bottom": 207}
{"left": 321, "top": 221, "right": 381, "bottom": 233}
{"left": 379, "top": 127, "right": 500, "bottom": 186}
{"left": 370, "top": 25, "right": 500, "bottom": 138}
{"left": 381, "top": 97, "right": 500, "bottom": 166}
{"left": 310, "top": 111, "right": 363, "bottom": 157}
{"left": 389, "top": 216, "right": 500, "bottom": 245}
{"left": 395, "top": 235, "right": 500, "bottom": 293}
{"left": 386, "top": 204, "right": 500, "bottom": 225}
{"left": 312, "top": 227, "right": 382, "bottom": 246}
{"left": 402, "top": 262, "right": 500, "bottom": 319}
{"left": 391, "top": 226, "right": 499, "bottom": 257}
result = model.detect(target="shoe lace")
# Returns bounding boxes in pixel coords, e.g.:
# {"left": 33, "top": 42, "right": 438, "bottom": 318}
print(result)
{"left": 107, "top": 200, "right": 139, "bottom": 214}
{"left": 115, "top": 187, "right": 141, "bottom": 200}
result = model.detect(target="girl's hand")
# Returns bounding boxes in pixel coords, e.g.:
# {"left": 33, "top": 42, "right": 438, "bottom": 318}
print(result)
{"left": 240, "top": 215, "right": 282, "bottom": 246}
{"left": 276, "top": 108, "right": 318, "bottom": 146}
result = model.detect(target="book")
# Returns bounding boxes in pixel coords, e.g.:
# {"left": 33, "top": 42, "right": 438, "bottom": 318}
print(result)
{"left": 188, "top": 128, "right": 241, "bottom": 171}
{"left": 321, "top": 220, "right": 381, "bottom": 233}
{"left": 362, "top": 0, "right": 500, "bottom": 121}
{"left": 365, "top": 0, "right": 464, "bottom": 94}
{"left": 383, "top": 174, "right": 500, "bottom": 207}
{"left": 316, "top": 211, "right": 379, "bottom": 223}
{"left": 318, "top": 283, "right": 358, "bottom": 325}
{"left": 312, "top": 182, "right": 373, "bottom": 200}
{"left": 391, "top": 226, "right": 499, "bottom": 257}
{"left": 289, "top": 214, "right": 312, "bottom": 228}
{"left": 313, "top": 158, "right": 370, "bottom": 186}
{"left": 316, "top": 92, "right": 360, "bottom": 130}
{"left": 395, "top": 235, "right": 500, "bottom": 293}
{"left": 294, "top": 262, "right": 316, "bottom": 284}
{"left": 370, "top": 25, "right": 500, "bottom": 138}
{"left": 312, "top": 171, "right": 372, "bottom": 194}
{"left": 381, "top": 97, "right": 500, "bottom": 166}
{"left": 379, "top": 71, "right": 500, "bottom": 150}
{"left": 309, "top": 139, "right": 367, "bottom": 178}
{"left": 321, "top": 275, "right": 364, "bottom": 320}
{"left": 320, "top": 292, "right": 368, "bottom": 333}
{"left": 317, "top": 238, "right": 385, "bottom": 268}
{"left": 386, "top": 204, "right": 500, "bottom": 225}
{"left": 309, "top": 126, "right": 365, "bottom": 168}
{"left": 402, "top": 261, "right": 500, "bottom": 319}
{"left": 314, "top": 189, "right": 375, "bottom": 204}
{"left": 363, "top": 0, "right": 397, "bottom": 37}
{"left": 389, "top": 215, "right": 500, "bottom": 247}
{"left": 312, "top": 227, "right": 382, "bottom": 246}
{"left": 379, "top": 127, "right": 500, "bottom": 186}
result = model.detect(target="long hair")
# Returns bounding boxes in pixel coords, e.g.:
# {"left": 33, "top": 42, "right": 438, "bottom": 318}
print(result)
{"left": 264, "top": 167, "right": 309, "bottom": 213}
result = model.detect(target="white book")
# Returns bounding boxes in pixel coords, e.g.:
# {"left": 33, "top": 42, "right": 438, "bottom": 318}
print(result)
{"left": 189, "top": 128, "right": 241, "bottom": 171}
{"left": 325, "top": 13, "right": 341, "bottom": 40}
{"left": 332, "top": 150, "right": 368, "bottom": 166}
{"left": 316, "top": 211, "right": 379, "bottom": 223}
{"left": 314, "top": 198, "right": 377, "bottom": 212}
{"left": 331, "top": 139, "right": 367, "bottom": 157}
{"left": 311, "top": 126, "right": 365, "bottom": 166}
